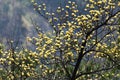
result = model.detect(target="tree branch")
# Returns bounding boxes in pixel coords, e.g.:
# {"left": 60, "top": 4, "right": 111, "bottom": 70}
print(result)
{"left": 76, "top": 65, "right": 115, "bottom": 79}
{"left": 86, "top": 10, "right": 120, "bottom": 38}
{"left": 71, "top": 10, "right": 120, "bottom": 80}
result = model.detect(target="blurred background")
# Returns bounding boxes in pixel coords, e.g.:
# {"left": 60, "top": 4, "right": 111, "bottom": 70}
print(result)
{"left": 0, "top": 0, "right": 86, "bottom": 48}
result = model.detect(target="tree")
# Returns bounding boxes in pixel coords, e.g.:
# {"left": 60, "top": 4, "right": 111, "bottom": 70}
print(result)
{"left": 29, "top": 0, "right": 120, "bottom": 80}
{"left": 0, "top": 42, "right": 40, "bottom": 80}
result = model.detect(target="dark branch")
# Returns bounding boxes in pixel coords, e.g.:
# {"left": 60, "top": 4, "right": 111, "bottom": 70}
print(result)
{"left": 76, "top": 65, "right": 115, "bottom": 79}
{"left": 71, "top": 10, "right": 120, "bottom": 80}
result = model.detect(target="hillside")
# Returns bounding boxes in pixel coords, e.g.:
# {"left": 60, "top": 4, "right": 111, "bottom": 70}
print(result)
{"left": 0, "top": 0, "right": 85, "bottom": 47}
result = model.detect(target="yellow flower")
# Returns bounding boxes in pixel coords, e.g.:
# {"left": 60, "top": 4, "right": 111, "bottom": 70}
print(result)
{"left": 118, "top": 2, "right": 120, "bottom": 6}
{"left": 86, "top": 4, "right": 89, "bottom": 8}
{"left": 46, "top": 39, "right": 52, "bottom": 44}
{"left": 21, "top": 72, "right": 24, "bottom": 75}
{"left": 90, "top": 4, "right": 94, "bottom": 8}
{"left": 44, "top": 54, "right": 48, "bottom": 58}
{"left": 34, "top": 3, "right": 37, "bottom": 6}
{"left": 67, "top": 52, "right": 73, "bottom": 57}
{"left": 102, "top": 0, "right": 107, "bottom": 3}
{"left": 31, "top": 0, "right": 34, "bottom": 3}
{"left": 67, "top": 22, "right": 72, "bottom": 26}
{"left": 97, "top": 1, "right": 102, "bottom": 5}
{"left": 89, "top": 0, "right": 94, "bottom": 3}
{"left": 42, "top": 3, "right": 46, "bottom": 6}
{"left": 27, "top": 72, "right": 30, "bottom": 76}
{"left": 38, "top": 8, "right": 41, "bottom": 11}
{"left": 66, "top": 5, "right": 70, "bottom": 8}
{"left": 68, "top": 1, "right": 71, "bottom": 4}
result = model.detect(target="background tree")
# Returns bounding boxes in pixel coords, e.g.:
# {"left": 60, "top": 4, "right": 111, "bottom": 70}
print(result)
{"left": 0, "top": 42, "right": 41, "bottom": 80}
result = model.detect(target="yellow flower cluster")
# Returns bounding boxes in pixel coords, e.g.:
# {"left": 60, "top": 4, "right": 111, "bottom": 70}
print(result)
{"left": 29, "top": 0, "right": 120, "bottom": 79}
{"left": 0, "top": 47, "right": 40, "bottom": 79}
